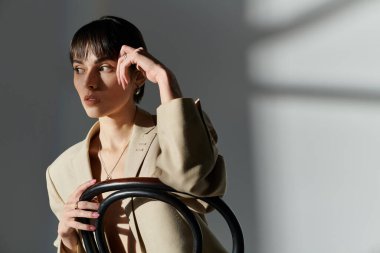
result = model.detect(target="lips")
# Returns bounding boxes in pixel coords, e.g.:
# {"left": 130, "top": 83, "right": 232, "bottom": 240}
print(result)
{"left": 84, "top": 94, "right": 100, "bottom": 105}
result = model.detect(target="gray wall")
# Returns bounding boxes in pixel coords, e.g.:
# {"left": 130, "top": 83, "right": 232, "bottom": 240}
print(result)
{"left": 0, "top": 1, "right": 253, "bottom": 252}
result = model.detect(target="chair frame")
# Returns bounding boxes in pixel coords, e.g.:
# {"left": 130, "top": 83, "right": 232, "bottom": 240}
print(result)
{"left": 78, "top": 177, "right": 244, "bottom": 253}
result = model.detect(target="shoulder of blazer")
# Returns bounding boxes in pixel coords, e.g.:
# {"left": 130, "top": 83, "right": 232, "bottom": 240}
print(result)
{"left": 46, "top": 139, "right": 93, "bottom": 202}
{"left": 47, "top": 140, "right": 89, "bottom": 186}
{"left": 47, "top": 121, "right": 100, "bottom": 181}
{"left": 48, "top": 141, "right": 85, "bottom": 173}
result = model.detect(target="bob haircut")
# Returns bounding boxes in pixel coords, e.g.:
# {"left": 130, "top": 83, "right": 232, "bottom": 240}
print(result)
{"left": 70, "top": 16, "right": 147, "bottom": 103}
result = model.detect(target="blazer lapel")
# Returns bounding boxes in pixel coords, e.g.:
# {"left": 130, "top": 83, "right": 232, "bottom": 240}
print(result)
{"left": 70, "top": 143, "right": 93, "bottom": 184}
{"left": 124, "top": 106, "right": 157, "bottom": 178}
{"left": 57, "top": 122, "right": 99, "bottom": 201}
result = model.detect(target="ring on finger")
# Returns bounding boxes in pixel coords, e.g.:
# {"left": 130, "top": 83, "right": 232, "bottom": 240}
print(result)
{"left": 74, "top": 201, "right": 79, "bottom": 210}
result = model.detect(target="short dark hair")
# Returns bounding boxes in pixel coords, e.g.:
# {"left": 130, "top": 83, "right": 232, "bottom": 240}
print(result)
{"left": 70, "top": 16, "right": 147, "bottom": 103}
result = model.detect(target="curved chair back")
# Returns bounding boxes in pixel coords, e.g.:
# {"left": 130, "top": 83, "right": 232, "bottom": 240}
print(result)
{"left": 78, "top": 177, "right": 244, "bottom": 253}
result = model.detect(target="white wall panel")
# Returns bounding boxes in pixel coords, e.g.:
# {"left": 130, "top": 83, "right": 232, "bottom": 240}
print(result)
{"left": 250, "top": 95, "right": 380, "bottom": 253}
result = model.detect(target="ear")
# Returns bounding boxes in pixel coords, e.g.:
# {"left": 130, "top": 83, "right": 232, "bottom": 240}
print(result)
{"left": 132, "top": 70, "right": 146, "bottom": 87}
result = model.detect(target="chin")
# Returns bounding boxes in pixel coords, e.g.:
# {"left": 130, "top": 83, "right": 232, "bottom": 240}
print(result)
{"left": 86, "top": 114, "right": 100, "bottom": 119}
{"left": 84, "top": 108, "right": 104, "bottom": 119}
{"left": 86, "top": 113, "right": 101, "bottom": 119}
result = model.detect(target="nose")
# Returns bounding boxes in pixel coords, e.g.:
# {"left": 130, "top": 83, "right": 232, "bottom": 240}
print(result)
{"left": 83, "top": 69, "right": 99, "bottom": 90}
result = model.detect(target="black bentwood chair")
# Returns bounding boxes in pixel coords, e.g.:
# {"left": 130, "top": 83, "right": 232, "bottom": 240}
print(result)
{"left": 78, "top": 177, "right": 244, "bottom": 253}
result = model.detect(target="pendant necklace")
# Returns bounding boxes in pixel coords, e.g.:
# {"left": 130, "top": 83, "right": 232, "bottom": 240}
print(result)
{"left": 98, "top": 140, "right": 130, "bottom": 180}
{"left": 98, "top": 106, "right": 137, "bottom": 180}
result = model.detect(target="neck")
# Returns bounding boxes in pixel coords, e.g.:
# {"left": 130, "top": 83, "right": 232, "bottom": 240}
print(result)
{"left": 98, "top": 105, "right": 137, "bottom": 152}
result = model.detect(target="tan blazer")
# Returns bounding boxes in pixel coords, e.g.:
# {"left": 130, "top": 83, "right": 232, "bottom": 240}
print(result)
{"left": 46, "top": 98, "right": 227, "bottom": 253}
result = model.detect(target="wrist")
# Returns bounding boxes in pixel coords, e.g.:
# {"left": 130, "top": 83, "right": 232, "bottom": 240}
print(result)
{"left": 157, "top": 68, "right": 182, "bottom": 104}
{"left": 61, "top": 234, "right": 79, "bottom": 252}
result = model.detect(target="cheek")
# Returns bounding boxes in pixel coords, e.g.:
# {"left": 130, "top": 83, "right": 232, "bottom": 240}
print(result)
{"left": 74, "top": 85, "right": 86, "bottom": 101}
{"left": 73, "top": 83, "right": 80, "bottom": 94}
{"left": 73, "top": 77, "right": 82, "bottom": 93}
{"left": 103, "top": 74, "right": 118, "bottom": 86}
{"left": 108, "top": 85, "right": 133, "bottom": 103}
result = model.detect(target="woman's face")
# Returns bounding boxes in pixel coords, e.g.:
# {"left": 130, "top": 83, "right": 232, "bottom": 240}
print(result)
{"left": 72, "top": 51, "right": 135, "bottom": 118}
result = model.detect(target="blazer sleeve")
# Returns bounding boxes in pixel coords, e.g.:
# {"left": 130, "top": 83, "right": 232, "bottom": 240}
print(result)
{"left": 155, "top": 98, "right": 226, "bottom": 198}
{"left": 46, "top": 167, "right": 86, "bottom": 253}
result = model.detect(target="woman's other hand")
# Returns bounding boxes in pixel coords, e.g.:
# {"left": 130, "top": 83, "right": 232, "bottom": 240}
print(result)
{"left": 116, "top": 45, "right": 182, "bottom": 104}
{"left": 58, "top": 179, "right": 99, "bottom": 252}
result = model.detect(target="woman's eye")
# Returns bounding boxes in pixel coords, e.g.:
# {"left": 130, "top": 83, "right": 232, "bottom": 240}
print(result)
{"left": 99, "top": 65, "right": 113, "bottom": 72}
{"left": 73, "top": 67, "right": 84, "bottom": 74}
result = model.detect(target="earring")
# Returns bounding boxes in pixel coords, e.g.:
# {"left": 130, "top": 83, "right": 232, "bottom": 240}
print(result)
{"left": 135, "top": 87, "right": 141, "bottom": 96}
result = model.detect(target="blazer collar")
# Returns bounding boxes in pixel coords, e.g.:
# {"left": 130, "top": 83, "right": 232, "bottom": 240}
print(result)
{"left": 123, "top": 106, "right": 157, "bottom": 177}
{"left": 70, "top": 107, "right": 156, "bottom": 185}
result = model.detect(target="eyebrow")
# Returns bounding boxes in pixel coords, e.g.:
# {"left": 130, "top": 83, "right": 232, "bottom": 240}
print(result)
{"left": 72, "top": 57, "right": 113, "bottom": 65}
{"left": 95, "top": 57, "right": 113, "bottom": 64}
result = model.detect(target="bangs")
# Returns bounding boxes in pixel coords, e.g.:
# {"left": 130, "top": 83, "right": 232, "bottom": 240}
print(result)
{"left": 70, "top": 18, "right": 146, "bottom": 62}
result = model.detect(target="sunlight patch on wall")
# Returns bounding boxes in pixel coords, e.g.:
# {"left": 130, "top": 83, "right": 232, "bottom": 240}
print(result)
{"left": 245, "top": 0, "right": 380, "bottom": 90}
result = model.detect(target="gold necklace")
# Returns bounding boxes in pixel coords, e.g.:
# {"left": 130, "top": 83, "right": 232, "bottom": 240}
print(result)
{"left": 98, "top": 140, "right": 130, "bottom": 180}
{"left": 98, "top": 106, "right": 137, "bottom": 180}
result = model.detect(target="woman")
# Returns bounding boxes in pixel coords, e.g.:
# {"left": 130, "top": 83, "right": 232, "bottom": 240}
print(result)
{"left": 46, "top": 16, "right": 226, "bottom": 253}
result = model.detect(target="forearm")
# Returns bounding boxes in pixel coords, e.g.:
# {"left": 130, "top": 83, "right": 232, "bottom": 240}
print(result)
{"left": 156, "top": 67, "right": 182, "bottom": 104}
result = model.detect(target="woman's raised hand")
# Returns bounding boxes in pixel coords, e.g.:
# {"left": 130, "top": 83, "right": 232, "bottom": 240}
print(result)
{"left": 116, "top": 45, "right": 182, "bottom": 104}
{"left": 58, "top": 179, "right": 100, "bottom": 251}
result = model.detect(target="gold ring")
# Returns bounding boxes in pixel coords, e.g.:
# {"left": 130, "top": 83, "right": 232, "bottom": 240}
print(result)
{"left": 74, "top": 201, "right": 79, "bottom": 210}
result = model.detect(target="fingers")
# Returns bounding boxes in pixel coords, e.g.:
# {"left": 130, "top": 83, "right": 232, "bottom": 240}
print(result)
{"left": 64, "top": 179, "right": 97, "bottom": 205}
{"left": 66, "top": 208, "right": 100, "bottom": 220}
{"left": 117, "top": 45, "right": 152, "bottom": 89}
{"left": 116, "top": 56, "right": 124, "bottom": 89}
{"left": 65, "top": 201, "right": 99, "bottom": 223}
{"left": 65, "top": 179, "right": 99, "bottom": 214}
{"left": 72, "top": 179, "right": 97, "bottom": 200}
{"left": 117, "top": 55, "right": 130, "bottom": 90}
{"left": 72, "top": 200, "right": 100, "bottom": 211}
{"left": 59, "top": 216, "right": 96, "bottom": 234}
{"left": 59, "top": 200, "right": 100, "bottom": 236}
{"left": 120, "top": 44, "right": 137, "bottom": 54}
{"left": 117, "top": 46, "right": 140, "bottom": 89}
{"left": 60, "top": 179, "right": 99, "bottom": 230}
{"left": 117, "top": 46, "right": 134, "bottom": 89}
{"left": 66, "top": 220, "right": 96, "bottom": 231}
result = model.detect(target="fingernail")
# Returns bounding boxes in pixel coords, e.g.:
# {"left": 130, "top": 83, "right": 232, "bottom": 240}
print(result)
{"left": 92, "top": 212, "right": 100, "bottom": 218}
{"left": 89, "top": 179, "right": 96, "bottom": 183}
{"left": 90, "top": 225, "right": 96, "bottom": 231}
